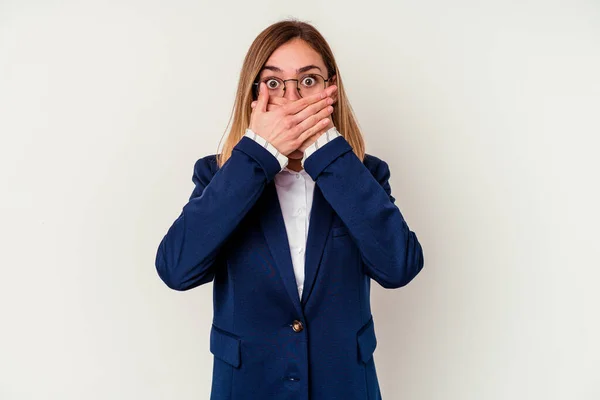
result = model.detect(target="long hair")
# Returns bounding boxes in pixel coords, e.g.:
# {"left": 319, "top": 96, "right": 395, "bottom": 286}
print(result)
{"left": 215, "top": 19, "right": 366, "bottom": 168}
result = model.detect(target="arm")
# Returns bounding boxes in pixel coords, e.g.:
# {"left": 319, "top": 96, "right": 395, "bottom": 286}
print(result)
{"left": 303, "top": 134, "right": 424, "bottom": 288}
{"left": 155, "top": 136, "right": 283, "bottom": 291}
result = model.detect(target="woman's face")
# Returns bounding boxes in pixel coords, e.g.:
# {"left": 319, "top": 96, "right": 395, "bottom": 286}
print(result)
{"left": 259, "top": 38, "right": 332, "bottom": 101}
{"left": 258, "top": 38, "right": 334, "bottom": 159}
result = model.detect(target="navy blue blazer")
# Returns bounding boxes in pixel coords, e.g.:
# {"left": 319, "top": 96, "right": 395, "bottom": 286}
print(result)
{"left": 155, "top": 134, "right": 424, "bottom": 399}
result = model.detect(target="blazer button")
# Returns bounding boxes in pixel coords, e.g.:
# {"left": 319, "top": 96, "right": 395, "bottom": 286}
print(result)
{"left": 292, "top": 320, "right": 304, "bottom": 332}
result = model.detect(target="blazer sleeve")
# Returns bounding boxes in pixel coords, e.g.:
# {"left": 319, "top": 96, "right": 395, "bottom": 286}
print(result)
{"left": 303, "top": 135, "right": 425, "bottom": 289}
{"left": 155, "top": 137, "right": 282, "bottom": 291}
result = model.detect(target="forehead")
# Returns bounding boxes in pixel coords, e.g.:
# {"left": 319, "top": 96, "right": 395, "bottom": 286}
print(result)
{"left": 264, "top": 38, "right": 325, "bottom": 73}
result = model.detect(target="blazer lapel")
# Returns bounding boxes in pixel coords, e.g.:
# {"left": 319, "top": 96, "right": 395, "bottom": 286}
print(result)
{"left": 258, "top": 181, "right": 304, "bottom": 317}
{"left": 258, "top": 181, "right": 334, "bottom": 313}
{"left": 300, "top": 184, "right": 334, "bottom": 306}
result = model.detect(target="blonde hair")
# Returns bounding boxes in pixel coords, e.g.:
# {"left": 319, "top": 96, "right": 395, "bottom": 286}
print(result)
{"left": 215, "top": 19, "right": 366, "bottom": 168}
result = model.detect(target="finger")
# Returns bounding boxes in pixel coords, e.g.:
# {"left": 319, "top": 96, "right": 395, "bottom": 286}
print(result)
{"left": 324, "top": 84, "right": 338, "bottom": 98}
{"left": 292, "top": 105, "right": 333, "bottom": 139}
{"left": 269, "top": 97, "right": 290, "bottom": 106}
{"left": 327, "top": 86, "right": 338, "bottom": 104}
{"left": 257, "top": 82, "right": 268, "bottom": 112}
{"left": 283, "top": 87, "right": 336, "bottom": 115}
{"left": 297, "top": 117, "right": 331, "bottom": 145}
{"left": 252, "top": 97, "right": 287, "bottom": 109}
{"left": 291, "top": 98, "right": 333, "bottom": 125}
{"left": 253, "top": 103, "right": 281, "bottom": 111}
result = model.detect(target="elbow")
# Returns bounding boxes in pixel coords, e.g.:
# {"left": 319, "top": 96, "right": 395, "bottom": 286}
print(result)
{"left": 377, "top": 257, "right": 424, "bottom": 289}
{"left": 155, "top": 256, "right": 214, "bottom": 291}
{"left": 155, "top": 247, "right": 186, "bottom": 291}
{"left": 371, "top": 266, "right": 419, "bottom": 289}
{"left": 155, "top": 242, "right": 214, "bottom": 291}
{"left": 369, "top": 238, "right": 425, "bottom": 289}
{"left": 376, "top": 271, "right": 410, "bottom": 289}
{"left": 156, "top": 265, "right": 187, "bottom": 291}
{"left": 154, "top": 212, "right": 217, "bottom": 291}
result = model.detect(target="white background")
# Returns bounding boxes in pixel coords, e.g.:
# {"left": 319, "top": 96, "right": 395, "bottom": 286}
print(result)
{"left": 1, "top": 1, "right": 599, "bottom": 399}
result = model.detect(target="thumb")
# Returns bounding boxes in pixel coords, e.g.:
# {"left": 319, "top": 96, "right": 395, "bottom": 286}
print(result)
{"left": 257, "top": 82, "right": 269, "bottom": 112}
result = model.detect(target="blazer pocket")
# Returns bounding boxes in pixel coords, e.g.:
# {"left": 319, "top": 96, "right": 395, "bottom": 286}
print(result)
{"left": 210, "top": 324, "right": 241, "bottom": 368}
{"left": 357, "top": 316, "right": 377, "bottom": 363}
{"left": 331, "top": 225, "right": 349, "bottom": 237}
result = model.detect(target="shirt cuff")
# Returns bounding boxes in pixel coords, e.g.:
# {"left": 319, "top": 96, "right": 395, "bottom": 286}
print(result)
{"left": 301, "top": 126, "right": 342, "bottom": 167}
{"left": 244, "top": 129, "right": 288, "bottom": 171}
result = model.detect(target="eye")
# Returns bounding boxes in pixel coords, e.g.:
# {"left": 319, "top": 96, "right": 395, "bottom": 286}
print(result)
{"left": 301, "top": 75, "right": 317, "bottom": 87}
{"left": 265, "top": 78, "right": 281, "bottom": 89}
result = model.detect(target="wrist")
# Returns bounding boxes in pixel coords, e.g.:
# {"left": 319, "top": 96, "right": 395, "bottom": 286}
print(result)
{"left": 244, "top": 128, "right": 289, "bottom": 170}
{"left": 301, "top": 126, "right": 340, "bottom": 166}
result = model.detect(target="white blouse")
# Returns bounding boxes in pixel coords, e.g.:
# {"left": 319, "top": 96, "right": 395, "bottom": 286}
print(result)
{"left": 243, "top": 127, "right": 342, "bottom": 299}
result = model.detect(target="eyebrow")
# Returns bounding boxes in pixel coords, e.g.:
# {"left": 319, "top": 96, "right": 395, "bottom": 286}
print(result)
{"left": 261, "top": 65, "right": 322, "bottom": 74}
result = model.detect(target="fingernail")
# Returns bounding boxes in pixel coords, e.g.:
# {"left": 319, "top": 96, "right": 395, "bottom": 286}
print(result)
{"left": 328, "top": 106, "right": 333, "bottom": 113}
{"left": 327, "top": 98, "right": 333, "bottom": 105}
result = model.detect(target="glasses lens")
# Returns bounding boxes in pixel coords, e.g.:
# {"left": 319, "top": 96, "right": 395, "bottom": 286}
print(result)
{"left": 298, "top": 74, "right": 325, "bottom": 98}
{"left": 262, "top": 77, "right": 284, "bottom": 97}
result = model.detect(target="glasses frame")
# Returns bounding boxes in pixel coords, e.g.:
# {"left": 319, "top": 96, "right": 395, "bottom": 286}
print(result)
{"left": 252, "top": 73, "right": 330, "bottom": 99}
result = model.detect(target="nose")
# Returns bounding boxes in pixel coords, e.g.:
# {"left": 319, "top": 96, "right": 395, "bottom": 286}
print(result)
{"left": 283, "top": 81, "right": 301, "bottom": 101}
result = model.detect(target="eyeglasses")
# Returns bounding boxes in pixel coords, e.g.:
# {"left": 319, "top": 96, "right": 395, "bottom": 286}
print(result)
{"left": 253, "top": 73, "right": 330, "bottom": 98}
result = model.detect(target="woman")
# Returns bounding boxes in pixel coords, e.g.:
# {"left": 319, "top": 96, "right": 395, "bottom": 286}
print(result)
{"left": 155, "top": 19, "right": 424, "bottom": 400}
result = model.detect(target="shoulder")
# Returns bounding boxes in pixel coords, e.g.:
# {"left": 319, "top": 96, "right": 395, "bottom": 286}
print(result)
{"left": 192, "top": 154, "right": 219, "bottom": 183}
{"left": 363, "top": 152, "right": 390, "bottom": 182}
{"left": 195, "top": 154, "right": 218, "bottom": 171}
